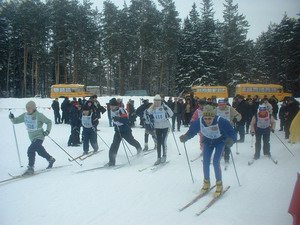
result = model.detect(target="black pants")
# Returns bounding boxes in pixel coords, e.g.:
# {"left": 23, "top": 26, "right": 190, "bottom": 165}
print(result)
{"left": 68, "top": 125, "right": 80, "bottom": 146}
{"left": 82, "top": 128, "right": 98, "bottom": 153}
{"left": 155, "top": 128, "right": 169, "bottom": 158}
{"left": 255, "top": 129, "right": 271, "bottom": 157}
{"left": 53, "top": 110, "right": 61, "bottom": 124}
{"left": 109, "top": 130, "right": 141, "bottom": 165}
{"left": 172, "top": 113, "right": 182, "bottom": 131}
{"left": 28, "top": 139, "right": 52, "bottom": 167}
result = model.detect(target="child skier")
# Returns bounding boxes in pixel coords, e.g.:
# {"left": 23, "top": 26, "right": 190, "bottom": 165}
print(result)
{"left": 81, "top": 105, "right": 99, "bottom": 155}
{"left": 9, "top": 100, "right": 55, "bottom": 175}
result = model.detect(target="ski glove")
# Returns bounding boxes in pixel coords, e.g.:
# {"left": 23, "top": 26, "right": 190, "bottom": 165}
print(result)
{"left": 9, "top": 113, "right": 14, "bottom": 119}
{"left": 226, "top": 138, "right": 234, "bottom": 147}
{"left": 113, "top": 117, "right": 121, "bottom": 122}
{"left": 232, "top": 117, "right": 238, "bottom": 123}
{"left": 271, "top": 129, "right": 275, "bottom": 133}
{"left": 43, "top": 130, "right": 50, "bottom": 136}
{"left": 251, "top": 132, "right": 255, "bottom": 136}
{"left": 179, "top": 134, "right": 188, "bottom": 143}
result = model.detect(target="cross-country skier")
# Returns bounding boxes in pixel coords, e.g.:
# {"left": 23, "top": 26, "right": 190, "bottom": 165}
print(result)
{"left": 147, "top": 94, "right": 173, "bottom": 165}
{"left": 9, "top": 100, "right": 55, "bottom": 175}
{"left": 250, "top": 104, "right": 276, "bottom": 159}
{"left": 106, "top": 98, "right": 142, "bottom": 167}
{"left": 179, "top": 105, "right": 237, "bottom": 197}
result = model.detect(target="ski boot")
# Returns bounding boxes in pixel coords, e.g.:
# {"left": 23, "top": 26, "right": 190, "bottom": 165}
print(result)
{"left": 214, "top": 181, "right": 223, "bottom": 197}
{"left": 143, "top": 143, "right": 149, "bottom": 151}
{"left": 161, "top": 155, "right": 167, "bottom": 163}
{"left": 46, "top": 157, "right": 56, "bottom": 169}
{"left": 200, "top": 179, "right": 210, "bottom": 193}
{"left": 22, "top": 166, "right": 34, "bottom": 176}
{"left": 154, "top": 158, "right": 161, "bottom": 166}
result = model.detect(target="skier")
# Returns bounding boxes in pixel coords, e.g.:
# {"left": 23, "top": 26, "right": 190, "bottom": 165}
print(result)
{"left": 250, "top": 104, "right": 276, "bottom": 159}
{"left": 81, "top": 105, "right": 99, "bottom": 155}
{"left": 216, "top": 99, "right": 241, "bottom": 164}
{"left": 9, "top": 100, "right": 55, "bottom": 175}
{"left": 147, "top": 94, "right": 173, "bottom": 165}
{"left": 179, "top": 105, "right": 237, "bottom": 197}
{"left": 106, "top": 98, "right": 142, "bottom": 167}
{"left": 143, "top": 103, "right": 157, "bottom": 151}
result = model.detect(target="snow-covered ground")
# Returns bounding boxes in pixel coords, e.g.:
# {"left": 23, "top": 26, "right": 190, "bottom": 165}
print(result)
{"left": 0, "top": 96, "right": 299, "bottom": 225}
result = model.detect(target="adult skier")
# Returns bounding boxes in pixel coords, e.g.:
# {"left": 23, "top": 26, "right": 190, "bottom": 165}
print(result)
{"left": 180, "top": 105, "right": 237, "bottom": 197}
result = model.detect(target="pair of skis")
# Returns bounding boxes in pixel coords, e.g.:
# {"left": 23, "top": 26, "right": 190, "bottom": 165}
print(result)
{"left": 248, "top": 155, "right": 278, "bottom": 166}
{"left": 68, "top": 149, "right": 104, "bottom": 162}
{"left": 179, "top": 185, "right": 230, "bottom": 216}
{"left": 138, "top": 161, "right": 170, "bottom": 172}
{"left": 75, "top": 164, "right": 125, "bottom": 174}
{"left": 1, "top": 165, "right": 70, "bottom": 184}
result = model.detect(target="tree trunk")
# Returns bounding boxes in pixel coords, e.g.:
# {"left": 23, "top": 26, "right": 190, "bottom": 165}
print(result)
{"left": 23, "top": 46, "right": 28, "bottom": 97}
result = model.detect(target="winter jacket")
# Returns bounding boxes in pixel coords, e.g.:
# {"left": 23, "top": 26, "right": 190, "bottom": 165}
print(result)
{"left": 147, "top": 103, "right": 173, "bottom": 129}
{"left": 11, "top": 110, "right": 52, "bottom": 142}
{"left": 111, "top": 107, "right": 131, "bottom": 133}
{"left": 185, "top": 116, "right": 237, "bottom": 145}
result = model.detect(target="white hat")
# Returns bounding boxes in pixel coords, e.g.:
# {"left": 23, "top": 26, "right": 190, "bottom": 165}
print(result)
{"left": 153, "top": 94, "right": 161, "bottom": 101}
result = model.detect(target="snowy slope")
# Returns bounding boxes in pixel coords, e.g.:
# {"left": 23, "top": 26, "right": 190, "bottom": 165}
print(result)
{"left": 0, "top": 97, "right": 299, "bottom": 225}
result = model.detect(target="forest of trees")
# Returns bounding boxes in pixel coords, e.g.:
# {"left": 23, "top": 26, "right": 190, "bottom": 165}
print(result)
{"left": 0, "top": 0, "right": 299, "bottom": 98}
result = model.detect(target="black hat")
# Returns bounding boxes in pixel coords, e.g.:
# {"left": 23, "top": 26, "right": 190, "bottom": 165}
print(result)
{"left": 109, "top": 98, "right": 118, "bottom": 106}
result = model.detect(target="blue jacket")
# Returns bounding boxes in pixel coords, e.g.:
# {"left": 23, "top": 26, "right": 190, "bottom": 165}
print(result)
{"left": 186, "top": 116, "right": 237, "bottom": 145}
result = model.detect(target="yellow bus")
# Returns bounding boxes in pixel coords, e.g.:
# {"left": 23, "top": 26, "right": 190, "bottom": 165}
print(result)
{"left": 50, "top": 84, "right": 92, "bottom": 98}
{"left": 235, "top": 83, "right": 291, "bottom": 100}
{"left": 190, "top": 86, "right": 228, "bottom": 99}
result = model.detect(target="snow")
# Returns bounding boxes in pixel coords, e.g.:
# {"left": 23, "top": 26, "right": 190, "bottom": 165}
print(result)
{"left": 0, "top": 96, "right": 299, "bottom": 225}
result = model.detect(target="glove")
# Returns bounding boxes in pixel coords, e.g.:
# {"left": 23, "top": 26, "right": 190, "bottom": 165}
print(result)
{"left": 226, "top": 138, "right": 234, "bottom": 148}
{"left": 271, "top": 129, "right": 275, "bottom": 133}
{"left": 232, "top": 118, "right": 237, "bottom": 123}
{"left": 251, "top": 132, "right": 255, "bottom": 136}
{"left": 179, "top": 134, "right": 189, "bottom": 143}
{"left": 43, "top": 130, "right": 50, "bottom": 136}
{"left": 9, "top": 113, "right": 14, "bottom": 119}
{"left": 113, "top": 117, "right": 121, "bottom": 122}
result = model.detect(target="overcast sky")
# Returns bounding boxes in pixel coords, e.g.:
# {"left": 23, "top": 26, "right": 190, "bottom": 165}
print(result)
{"left": 91, "top": 0, "right": 300, "bottom": 40}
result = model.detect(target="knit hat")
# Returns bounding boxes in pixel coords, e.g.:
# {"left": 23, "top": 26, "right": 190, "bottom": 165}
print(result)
{"left": 109, "top": 98, "right": 118, "bottom": 106}
{"left": 26, "top": 101, "right": 36, "bottom": 110}
{"left": 153, "top": 94, "right": 161, "bottom": 101}
{"left": 202, "top": 105, "right": 216, "bottom": 117}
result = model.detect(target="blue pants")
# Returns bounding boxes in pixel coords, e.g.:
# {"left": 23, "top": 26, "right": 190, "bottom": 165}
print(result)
{"left": 202, "top": 142, "right": 225, "bottom": 182}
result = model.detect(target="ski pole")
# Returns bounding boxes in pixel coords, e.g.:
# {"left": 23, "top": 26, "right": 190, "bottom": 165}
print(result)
{"left": 167, "top": 120, "right": 181, "bottom": 155}
{"left": 230, "top": 150, "right": 241, "bottom": 186}
{"left": 236, "top": 141, "right": 239, "bottom": 155}
{"left": 116, "top": 126, "right": 131, "bottom": 165}
{"left": 273, "top": 132, "right": 294, "bottom": 156}
{"left": 47, "top": 135, "right": 82, "bottom": 166}
{"left": 10, "top": 111, "right": 23, "bottom": 168}
{"left": 183, "top": 143, "right": 194, "bottom": 183}
{"left": 95, "top": 132, "right": 110, "bottom": 149}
